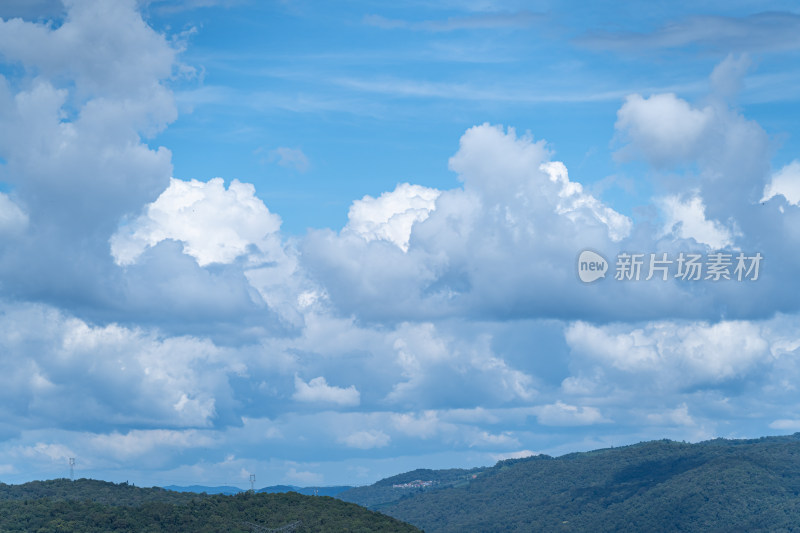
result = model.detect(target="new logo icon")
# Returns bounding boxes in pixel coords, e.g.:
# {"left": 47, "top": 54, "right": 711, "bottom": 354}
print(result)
{"left": 577, "top": 250, "right": 608, "bottom": 283}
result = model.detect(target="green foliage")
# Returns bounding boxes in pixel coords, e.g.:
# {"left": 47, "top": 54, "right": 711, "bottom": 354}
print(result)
{"left": 340, "top": 466, "right": 490, "bottom": 509}
{"left": 349, "top": 434, "right": 800, "bottom": 532}
{"left": 0, "top": 481, "right": 420, "bottom": 532}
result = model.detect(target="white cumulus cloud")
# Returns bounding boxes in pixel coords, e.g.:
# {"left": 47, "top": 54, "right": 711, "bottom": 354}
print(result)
{"left": 293, "top": 375, "right": 360, "bottom": 406}
{"left": 615, "top": 93, "right": 712, "bottom": 167}
{"left": 340, "top": 429, "right": 390, "bottom": 449}
{"left": 110, "top": 177, "right": 282, "bottom": 267}
{"left": 659, "top": 194, "right": 736, "bottom": 249}
{"left": 345, "top": 182, "right": 440, "bottom": 252}
{"left": 762, "top": 161, "right": 800, "bottom": 206}
{"left": 0, "top": 193, "right": 28, "bottom": 234}
{"left": 535, "top": 401, "right": 609, "bottom": 426}
{"left": 566, "top": 320, "right": 771, "bottom": 384}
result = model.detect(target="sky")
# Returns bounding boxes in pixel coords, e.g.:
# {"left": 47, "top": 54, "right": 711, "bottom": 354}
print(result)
{"left": 0, "top": 0, "right": 800, "bottom": 489}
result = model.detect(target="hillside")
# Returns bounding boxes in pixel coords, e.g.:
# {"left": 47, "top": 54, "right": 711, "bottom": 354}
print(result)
{"left": 0, "top": 479, "right": 420, "bottom": 532}
{"left": 339, "top": 466, "right": 489, "bottom": 508}
{"left": 163, "top": 484, "right": 354, "bottom": 497}
{"left": 341, "top": 434, "right": 800, "bottom": 532}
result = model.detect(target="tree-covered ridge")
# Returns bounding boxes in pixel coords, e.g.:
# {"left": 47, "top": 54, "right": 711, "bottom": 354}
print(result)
{"left": 339, "top": 466, "right": 490, "bottom": 509}
{"left": 0, "top": 480, "right": 420, "bottom": 533}
{"left": 0, "top": 478, "right": 198, "bottom": 506}
{"left": 349, "top": 434, "right": 800, "bottom": 532}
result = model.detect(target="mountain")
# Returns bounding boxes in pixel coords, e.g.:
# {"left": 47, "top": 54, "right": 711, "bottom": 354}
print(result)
{"left": 162, "top": 484, "right": 243, "bottom": 495}
{"left": 163, "top": 484, "right": 353, "bottom": 497}
{"left": 257, "top": 485, "right": 353, "bottom": 497}
{"left": 341, "top": 434, "right": 800, "bottom": 532}
{"left": 339, "top": 467, "right": 489, "bottom": 509}
{"left": 0, "top": 479, "right": 420, "bottom": 532}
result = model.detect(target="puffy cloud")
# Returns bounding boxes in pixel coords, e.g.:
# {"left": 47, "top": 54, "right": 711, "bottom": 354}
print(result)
{"left": 659, "top": 194, "right": 735, "bottom": 249}
{"left": 303, "top": 124, "right": 632, "bottom": 322}
{"left": 293, "top": 376, "right": 360, "bottom": 407}
{"left": 535, "top": 401, "right": 609, "bottom": 426}
{"left": 110, "top": 177, "right": 282, "bottom": 267}
{"left": 0, "top": 193, "right": 27, "bottom": 234}
{"left": 285, "top": 466, "right": 323, "bottom": 485}
{"left": 769, "top": 419, "right": 800, "bottom": 431}
{"left": 540, "top": 161, "right": 631, "bottom": 242}
{"left": 0, "top": 301, "right": 238, "bottom": 430}
{"left": 0, "top": 0, "right": 64, "bottom": 20}
{"left": 491, "top": 450, "right": 537, "bottom": 461}
{"left": 385, "top": 322, "right": 536, "bottom": 407}
{"left": 565, "top": 320, "right": 771, "bottom": 384}
{"left": 467, "top": 430, "right": 520, "bottom": 448}
{"left": 345, "top": 182, "right": 440, "bottom": 252}
{"left": 615, "top": 93, "right": 712, "bottom": 167}
{"left": 645, "top": 404, "right": 696, "bottom": 427}
{"left": 0, "top": 0, "right": 177, "bottom": 99}
{"left": 390, "top": 411, "right": 443, "bottom": 439}
{"left": 340, "top": 430, "right": 390, "bottom": 449}
{"left": 89, "top": 429, "right": 216, "bottom": 460}
{"left": 710, "top": 54, "right": 751, "bottom": 102}
{"left": 762, "top": 161, "right": 800, "bottom": 206}
{"left": 0, "top": 0, "right": 181, "bottom": 312}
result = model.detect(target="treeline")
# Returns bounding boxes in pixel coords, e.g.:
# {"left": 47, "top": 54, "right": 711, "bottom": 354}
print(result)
{"left": 344, "top": 434, "right": 800, "bottom": 532}
{"left": 0, "top": 479, "right": 420, "bottom": 532}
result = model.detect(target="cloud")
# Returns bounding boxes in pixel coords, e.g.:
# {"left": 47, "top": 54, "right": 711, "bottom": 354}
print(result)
{"left": 645, "top": 404, "right": 696, "bottom": 427}
{"left": 0, "top": 0, "right": 64, "bottom": 20}
{"left": 89, "top": 429, "right": 215, "bottom": 460}
{"left": 535, "top": 401, "right": 609, "bottom": 426}
{"left": 615, "top": 93, "right": 712, "bottom": 167}
{"left": 293, "top": 376, "right": 360, "bottom": 407}
{"left": 303, "top": 123, "right": 633, "bottom": 322}
{"left": 565, "top": 320, "right": 772, "bottom": 385}
{"left": 0, "top": 301, "right": 237, "bottom": 430}
{"left": 540, "top": 161, "right": 631, "bottom": 242}
{"left": 268, "top": 147, "right": 310, "bottom": 173}
{"left": 363, "top": 11, "right": 542, "bottom": 32}
{"left": 710, "top": 54, "right": 751, "bottom": 102}
{"left": 285, "top": 466, "right": 323, "bottom": 485}
{"left": 0, "top": 0, "right": 178, "bottom": 100}
{"left": 468, "top": 430, "right": 520, "bottom": 448}
{"left": 762, "top": 161, "right": 800, "bottom": 206}
{"left": 490, "top": 450, "right": 537, "bottom": 461}
{"left": 0, "top": 193, "right": 28, "bottom": 234}
{"left": 111, "top": 177, "right": 282, "bottom": 267}
{"left": 769, "top": 419, "right": 800, "bottom": 431}
{"left": 385, "top": 322, "right": 536, "bottom": 408}
{"left": 580, "top": 12, "right": 800, "bottom": 53}
{"left": 340, "top": 430, "right": 390, "bottom": 449}
{"left": 0, "top": 0, "right": 180, "bottom": 310}
{"left": 345, "top": 183, "right": 440, "bottom": 252}
{"left": 659, "top": 194, "right": 735, "bottom": 249}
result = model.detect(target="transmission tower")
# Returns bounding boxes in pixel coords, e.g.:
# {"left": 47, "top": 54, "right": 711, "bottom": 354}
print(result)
{"left": 249, "top": 473, "right": 256, "bottom": 493}
{"left": 69, "top": 458, "right": 75, "bottom": 481}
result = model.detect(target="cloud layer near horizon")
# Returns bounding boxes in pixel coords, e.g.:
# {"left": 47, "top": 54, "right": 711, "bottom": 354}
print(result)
{"left": 1, "top": 0, "right": 800, "bottom": 488}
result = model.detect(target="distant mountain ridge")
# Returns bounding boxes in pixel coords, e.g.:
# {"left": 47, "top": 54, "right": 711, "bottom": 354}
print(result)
{"left": 163, "top": 484, "right": 353, "bottom": 497}
{"left": 340, "top": 433, "right": 800, "bottom": 532}
{"left": 0, "top": 479, "right": 419, "bottom": 532}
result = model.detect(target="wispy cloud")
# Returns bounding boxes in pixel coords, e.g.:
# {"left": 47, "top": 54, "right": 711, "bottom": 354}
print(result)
{"left": 579, "top": 12, "right": 800, "bottom": 52}
{"left": 363, "top": 11, "right": 543, "bottom": 32}
{"left": 268, "top": 147, "right": 310, "bottom": 173}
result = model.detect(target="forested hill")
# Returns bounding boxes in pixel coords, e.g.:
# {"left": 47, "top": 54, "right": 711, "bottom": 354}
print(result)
{"left": 342, "top": 434, "right": 800, "bottom": 532}
{"left": 0, "top": 479, "right": 420, "bottom": 532}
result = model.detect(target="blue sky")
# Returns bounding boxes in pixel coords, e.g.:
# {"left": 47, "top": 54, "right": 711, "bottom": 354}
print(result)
{"left": 1, "top": 0, "right": 800, "bottom": 489}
